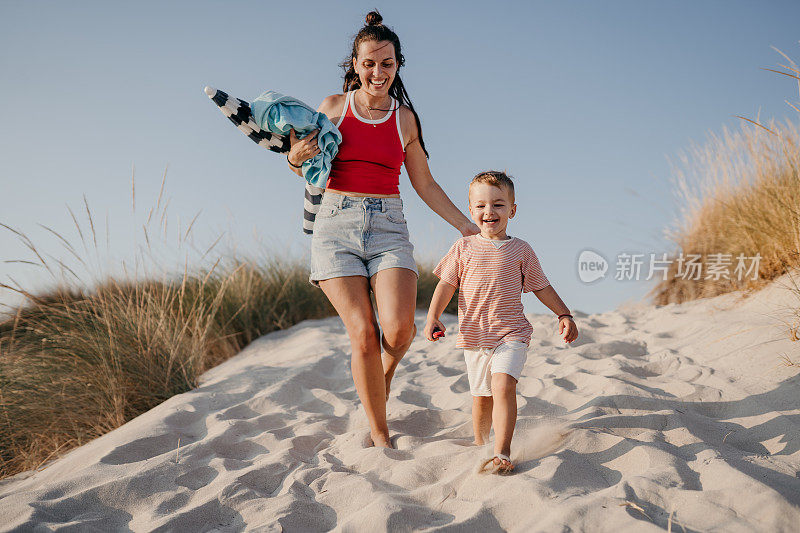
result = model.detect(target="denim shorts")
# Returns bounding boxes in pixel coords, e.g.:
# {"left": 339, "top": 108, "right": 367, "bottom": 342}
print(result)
{"left": 309, "top": 191, "right": 419, "bottom": 288}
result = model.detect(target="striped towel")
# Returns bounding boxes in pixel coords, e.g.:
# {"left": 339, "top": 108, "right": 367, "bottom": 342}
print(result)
{"left": 204, "top": 86, "right": 327, "bottom": 235}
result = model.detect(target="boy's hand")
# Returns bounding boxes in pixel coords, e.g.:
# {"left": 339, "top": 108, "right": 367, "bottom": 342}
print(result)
{"left": 559, "top": 317, "right": 578, "bottom": 344}
{"left": 424, "top": 318, "right": 446, "bottom": 341}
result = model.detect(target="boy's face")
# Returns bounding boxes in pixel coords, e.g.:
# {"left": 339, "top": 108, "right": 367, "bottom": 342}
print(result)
{"left": 468, "top": 182, "right": 516, "bottom": 239}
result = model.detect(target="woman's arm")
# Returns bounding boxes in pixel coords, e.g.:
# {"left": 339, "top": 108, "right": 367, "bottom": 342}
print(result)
{"left": 401, "top": 108, "right": 479, "bottom": 237}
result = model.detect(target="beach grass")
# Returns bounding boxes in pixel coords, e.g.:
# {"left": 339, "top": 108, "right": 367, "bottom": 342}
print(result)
{"left": 0, "top": 255, "right": 455, "bottom": 480}
{"left": 651, "top": 51, "right": 800, "bottom": 305}
{"left": 0, "top": 256, "right": 326, "bottom": 478}
{"left": 0, "top": 172, "right": 458, "bottom": 482}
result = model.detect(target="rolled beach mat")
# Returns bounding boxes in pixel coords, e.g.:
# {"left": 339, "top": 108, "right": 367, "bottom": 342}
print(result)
{"left": 204, "top": 86, "right": 289, "bottom": 153}
{"left": 203, "top": 85, "right": 322, "bottom": 234}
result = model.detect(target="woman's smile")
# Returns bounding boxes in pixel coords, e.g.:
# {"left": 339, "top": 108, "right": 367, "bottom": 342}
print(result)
{"left": 355, "top": 40, "right": 397, "bottom": 96}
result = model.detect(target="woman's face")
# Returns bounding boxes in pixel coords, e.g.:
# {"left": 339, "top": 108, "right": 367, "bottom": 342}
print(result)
{"left": 353, "top": 40, "right": 397, "bottom": 97}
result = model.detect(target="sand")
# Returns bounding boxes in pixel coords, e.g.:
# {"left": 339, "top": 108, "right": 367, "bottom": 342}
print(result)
{"left": 1, "top": 275, "right": 799, "bottom": 532}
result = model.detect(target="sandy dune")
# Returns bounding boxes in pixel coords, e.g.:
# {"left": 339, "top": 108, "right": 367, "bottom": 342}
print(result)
{"left": 1, "top": 276, "right": 799, "bottom": 532}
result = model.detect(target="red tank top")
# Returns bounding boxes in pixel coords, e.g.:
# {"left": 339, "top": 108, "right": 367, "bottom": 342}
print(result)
{"left": 326, "top": 91, "right": 406, "bottom": 195}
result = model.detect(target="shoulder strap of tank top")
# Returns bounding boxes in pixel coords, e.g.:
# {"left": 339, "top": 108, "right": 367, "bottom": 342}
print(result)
{"left": 393, "top": 98, "right": 405, "bottom": 151}
{"left": 335, "top": 91, "right": 352, "bottom": 128}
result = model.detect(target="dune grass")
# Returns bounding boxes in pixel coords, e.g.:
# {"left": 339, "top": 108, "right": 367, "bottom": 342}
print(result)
{"left": 0, "top": 256, "right": 455, "bottom": 481}
{"left": 0, "top": 257, "right": 330, "bottom": 477}
{"left": 651, "top": 51, "right": 800, "bottom": 305}
{"left": 0, "top": 175, "right": 457, "bottom": 481}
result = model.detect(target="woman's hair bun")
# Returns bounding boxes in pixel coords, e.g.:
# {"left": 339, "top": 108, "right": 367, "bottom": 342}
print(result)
{"left": 365, "top": 10, "right": 383, "bottom": 26}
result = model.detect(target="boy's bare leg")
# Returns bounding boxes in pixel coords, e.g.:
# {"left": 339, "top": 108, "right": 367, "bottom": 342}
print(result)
{"left": 472, "top": 396, "right": 493, "bottom": 445}
{"left": 491, "top": 373, "right": 518, "bottom": 471}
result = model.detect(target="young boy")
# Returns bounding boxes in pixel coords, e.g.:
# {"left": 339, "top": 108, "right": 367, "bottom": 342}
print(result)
{"left": 424, "top": 171, "right": 578, "bottom": 473}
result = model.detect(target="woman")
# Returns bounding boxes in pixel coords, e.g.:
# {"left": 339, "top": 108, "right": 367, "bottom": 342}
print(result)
{"left": 287, "top": 11, "right": 479, "bottom": 448}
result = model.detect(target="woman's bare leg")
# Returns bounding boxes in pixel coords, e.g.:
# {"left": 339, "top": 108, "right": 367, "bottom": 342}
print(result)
{"left": 370, "top": 268, "right": 418, "bottom": 399}
{"left": 319, "top": 275, "right": 391, "bottom": 447}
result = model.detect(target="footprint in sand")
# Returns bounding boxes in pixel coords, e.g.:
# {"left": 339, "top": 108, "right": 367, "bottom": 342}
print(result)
{"left": 175, "top": 465, "right": 218, "bottom": 490}
{"left": 577, "top": 339, "right": 648, "bottom": 360}
{"left": 101, "top": 433, "right": 189, "bottom": 465}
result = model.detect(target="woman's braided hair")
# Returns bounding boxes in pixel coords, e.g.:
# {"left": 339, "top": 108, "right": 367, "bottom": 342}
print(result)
{"left": 340, "top": 10, "right": 429, "bottom": 158}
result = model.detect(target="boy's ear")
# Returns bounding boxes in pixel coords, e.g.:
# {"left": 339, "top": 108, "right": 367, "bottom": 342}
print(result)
{"left": 510, "top": 203, "right": 517, "bottom": 218}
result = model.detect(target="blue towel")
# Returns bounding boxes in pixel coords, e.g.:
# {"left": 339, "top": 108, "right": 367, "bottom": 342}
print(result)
{"left": 250, "top": 91, "right": 341, "bottom": 188}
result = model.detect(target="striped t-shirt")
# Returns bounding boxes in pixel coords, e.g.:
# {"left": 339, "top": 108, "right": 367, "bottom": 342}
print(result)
{"left": 433, "top": 235, "right": 550, "bottom": 349}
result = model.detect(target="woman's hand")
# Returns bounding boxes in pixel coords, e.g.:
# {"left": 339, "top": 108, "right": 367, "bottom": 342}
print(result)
{"left": 287, "top": 128, "right": 321, "bottom": 168}
{"left": 459, "top": 220, "right": 480, "bottom": 237}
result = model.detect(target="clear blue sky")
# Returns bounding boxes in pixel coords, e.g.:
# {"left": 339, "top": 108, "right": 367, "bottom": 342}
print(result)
{"left": 1, "top": 1, "right": 799, "bottom": 315}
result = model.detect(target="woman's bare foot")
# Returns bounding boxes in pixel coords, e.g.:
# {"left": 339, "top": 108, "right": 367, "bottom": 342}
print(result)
{"left": 370, "top": 432, "right": 394, "bottom": 449}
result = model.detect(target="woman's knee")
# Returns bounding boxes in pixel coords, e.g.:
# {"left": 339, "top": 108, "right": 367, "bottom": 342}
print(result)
{"left": 381, "top": 319, "right": 416, "bottom": 348}
{"left": 348, "top": 320, "right": 381, "bottom": 354}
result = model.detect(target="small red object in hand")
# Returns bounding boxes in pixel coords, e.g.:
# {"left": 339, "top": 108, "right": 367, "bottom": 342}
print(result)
{"left": 432, "top": 327, "right": 445, "bottom": 339}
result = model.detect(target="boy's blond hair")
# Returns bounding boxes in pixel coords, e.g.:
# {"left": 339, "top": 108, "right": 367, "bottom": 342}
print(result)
{"left": 469, "top": 170, "right": 515, "bottom": 204}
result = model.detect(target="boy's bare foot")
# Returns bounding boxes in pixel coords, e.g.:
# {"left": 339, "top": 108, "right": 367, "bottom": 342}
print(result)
{"left": 479, "top": 453, "right": 514, "bottom": 474}
{"left": 493, "top": 454, "right": 514, "bottom": 473}
{"left": 479, "top": 428, "right": 491, "bottom": 446}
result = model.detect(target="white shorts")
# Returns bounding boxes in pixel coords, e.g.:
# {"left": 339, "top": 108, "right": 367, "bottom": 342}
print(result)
{"left": 464, "top": 341, "right": 529, "bottom": 397}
